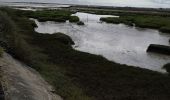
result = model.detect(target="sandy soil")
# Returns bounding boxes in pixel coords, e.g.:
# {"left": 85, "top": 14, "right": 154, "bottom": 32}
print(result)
{"left": 0, "top": 52, "right": 63, "bottom": 100}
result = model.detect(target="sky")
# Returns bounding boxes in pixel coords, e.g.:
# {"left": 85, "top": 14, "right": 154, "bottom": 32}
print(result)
{"left": 0, "top": 0, "right": 170, "bottom": 8}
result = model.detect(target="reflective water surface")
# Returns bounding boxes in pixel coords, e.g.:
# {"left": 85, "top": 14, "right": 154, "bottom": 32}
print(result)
{"left": 33, "top": 12, "right": 170, "bottom": 72}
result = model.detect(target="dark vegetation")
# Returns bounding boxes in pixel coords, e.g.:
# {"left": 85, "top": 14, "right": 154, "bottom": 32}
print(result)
{"left": 69, "top": 16, "right": 80, "bottom": 22}
{"left": 1, "top": 7, "right": 170, "bottom": 100}
{"left": 19, "top": 9, "right": 79, "bottom": 22}
{"left": 100, "top": 17, "right": 133, "bottom": 26}
{"left": 147, "top": 44, "right": 170, "bottom": 55}
{"left": 163, "top": 63, "right": 170, "bottom": 74}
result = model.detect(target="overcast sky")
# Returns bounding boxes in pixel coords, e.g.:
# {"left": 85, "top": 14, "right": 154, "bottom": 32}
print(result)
{"left": 0, "top": 0, "right": 170, "bottom": 8}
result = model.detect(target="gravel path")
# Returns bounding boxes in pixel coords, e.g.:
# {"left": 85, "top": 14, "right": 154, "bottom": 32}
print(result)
{"left": 0, "top": 52, "right": 63, "bottom": 100}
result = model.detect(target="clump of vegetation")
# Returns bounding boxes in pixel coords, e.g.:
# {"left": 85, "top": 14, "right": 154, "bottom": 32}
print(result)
{"left": 18, "top": 9, "right": 81, "bottom": 23}
{"left": 69, "top": 16, "right": 80, "bottom": 22}
{"left": 29, "top": 20, "right": 37, "bottom": 28}
{"left": 77, "top": 21, "right": 85, "bottom": 25}
{"left": 37, "top": 32, "right": 75, "bottom": 45}
{"left": 100, "top": 17, "right": 121, "bottom": 24}
{"left": 1, "top": 8, "right": 170, "bottom": 100}
{"left": 160, "top": 26, "right": 170, "bottom": 33}
{"left": 163, "top": 63, "right": 170, "bottom": 73}
{"left": 19, "top": 10, "right": 74, "bottom": 22}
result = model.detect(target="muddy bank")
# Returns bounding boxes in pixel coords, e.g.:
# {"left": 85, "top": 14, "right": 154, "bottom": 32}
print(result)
{"left": 0, "top": 52, "right": 62, "bottom": 100}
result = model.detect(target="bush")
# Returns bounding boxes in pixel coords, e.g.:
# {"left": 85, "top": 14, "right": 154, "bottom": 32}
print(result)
{"left": 69, "top": 16, "right": 80, "bottom": 22}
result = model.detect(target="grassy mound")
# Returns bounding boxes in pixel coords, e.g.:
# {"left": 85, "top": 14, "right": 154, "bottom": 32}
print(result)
{"left": 0, "top": 47, "right": 3, "bottom": 57}
{"left": 69, "top": 16, "right": 80, "bottom": 22}
{"left": 19, "top": 10, "right": 76, "bottom": 22}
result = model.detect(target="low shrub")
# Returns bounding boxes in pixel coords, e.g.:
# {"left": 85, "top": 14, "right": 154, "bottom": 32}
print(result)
{"left": 69, "top": 16, "right": 80, "bottom": 22}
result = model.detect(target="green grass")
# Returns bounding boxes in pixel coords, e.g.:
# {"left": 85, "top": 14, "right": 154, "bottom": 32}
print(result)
{"left": 69, "top": 16, "right": 80, "bottom": 22}
{"left": 100, "top": 15, "right": 170, "bottom": 33}
{"left": 1, "top": 8, "right": 170, "bottom": 100}
{"left": 17, "top": 9, "right": 79, "bottom": 22}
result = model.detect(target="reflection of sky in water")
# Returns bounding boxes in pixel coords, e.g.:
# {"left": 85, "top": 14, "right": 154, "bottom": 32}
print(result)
{"left": 32, "top": 12, "right": 170, "bottom": 72}
{"left": 0, "top": 0, "right": 170, "bottom": 8}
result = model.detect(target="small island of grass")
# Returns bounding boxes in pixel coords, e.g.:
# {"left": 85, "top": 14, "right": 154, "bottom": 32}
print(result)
{"left": 69, "top": 16, "right": 80, "bottom": 22}
{"left": 20, "top": 9, "right": 79, "bottom": 22}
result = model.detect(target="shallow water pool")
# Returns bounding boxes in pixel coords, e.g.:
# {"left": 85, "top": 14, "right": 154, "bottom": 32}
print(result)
{"left": 33, "top": 12, "right": 170, "bottom": 72}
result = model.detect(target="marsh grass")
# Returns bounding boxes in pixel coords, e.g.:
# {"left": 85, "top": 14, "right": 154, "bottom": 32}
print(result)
{"left": 18, "top": 9, "right": 80, "bottom": 23}
{"left": 69, "top": 16, "right": 80, "bottom": 22}
{"left": 100, "top": 15, "right": 170, "bottom": 33}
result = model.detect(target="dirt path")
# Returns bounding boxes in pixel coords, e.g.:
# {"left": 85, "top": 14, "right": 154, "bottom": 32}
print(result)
{"left": 0, "top": 52, "right": 63, "bottom": 100}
